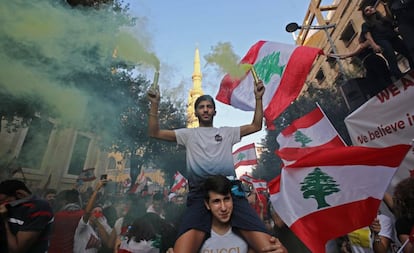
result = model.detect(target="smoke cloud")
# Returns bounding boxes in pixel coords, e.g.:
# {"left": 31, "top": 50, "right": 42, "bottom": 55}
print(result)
{"left": 0, "top": 0, "right": 159, "bottom": 126}
{"left": 204, "top": 41, "right": 251, "bottom": 79}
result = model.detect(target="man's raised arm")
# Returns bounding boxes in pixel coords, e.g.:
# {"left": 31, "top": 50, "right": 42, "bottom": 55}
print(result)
{"left": 240, "top": 79, "right": 265, "bottom": 137}
{"left": 148, "top": 89, "right": 177, "bottom": 142}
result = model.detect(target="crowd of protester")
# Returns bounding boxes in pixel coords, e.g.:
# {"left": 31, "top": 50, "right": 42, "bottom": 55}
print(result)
{"left": 0, "top": 173, "right": 413, "bottom": 252}
{"left": 0, "top": 177, "right": 187, "bottom": 253}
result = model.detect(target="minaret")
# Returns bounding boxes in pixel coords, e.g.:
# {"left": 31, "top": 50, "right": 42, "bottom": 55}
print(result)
{"left": 187, "top": 47, "right": 204, "bottom": 128}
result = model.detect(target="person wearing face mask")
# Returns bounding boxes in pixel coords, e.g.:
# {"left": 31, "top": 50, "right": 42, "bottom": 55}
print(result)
{"left": 73, "top": 179, "right": 113, "bottom": 253}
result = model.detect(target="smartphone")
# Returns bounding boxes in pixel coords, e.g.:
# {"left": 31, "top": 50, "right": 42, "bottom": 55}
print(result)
{"left": 100, "top": 174, "right": 108, "bottom": 180}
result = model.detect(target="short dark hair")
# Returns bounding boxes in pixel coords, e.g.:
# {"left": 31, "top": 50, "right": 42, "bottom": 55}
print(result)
{"left": 56, "top": 189, "right": 80, "bottom": 204}
{"left": 195, "top": 95, "right": 216, "bottom": 111}
{"left": 152, "top": 192, "right": 164, "bottom": 202}
{"left": 203, "top": 175, "right": 232, "bottom": 200}
{"left": 0, "top": 179, "right": 32, "bottom": 196}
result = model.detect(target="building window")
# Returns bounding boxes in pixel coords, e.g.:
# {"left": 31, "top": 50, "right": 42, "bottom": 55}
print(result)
{"left": 340, "top": 21, "right": 357, "bottom": 47}
{"left": 326, "top": 55, "right": 337, "bottom": 69}
{"left": 316, "top": 68, "right": 326, "bottom": 84}
{"left": 107, "top": 156, "right": 117, "bottom": 171}
{"left": 18, "top": 117, "right": 53, "bottom": 170}
{"left": 68, "top": 133, "right": 90, "bottom": 176}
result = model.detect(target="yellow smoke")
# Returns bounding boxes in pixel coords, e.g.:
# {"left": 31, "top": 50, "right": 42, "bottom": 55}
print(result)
{"left": 0, "top": 0, "right": 159, "bottom": 125}
{"left": 204, "top": 42, "right": 251, "bottom": 79}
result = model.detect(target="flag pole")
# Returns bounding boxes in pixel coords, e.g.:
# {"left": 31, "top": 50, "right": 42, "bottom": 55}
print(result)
{"left": 253, "top": 185, "right": 265, "bottom": 219}
{"left": 396, "top": 239, "right": 409, "bottom": 253}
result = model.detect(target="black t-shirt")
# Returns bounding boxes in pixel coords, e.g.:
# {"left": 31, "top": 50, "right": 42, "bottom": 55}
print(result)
{"left": 389, "top": 0, "right": 414, "bottom": 11}
{"left": 361, "top": 17, "right": 397, "bottom": 40}
{"left": 7, "top": 197, "right": 54, "bottom": 253}
{"left": 0, "top": 218, "right": 8, "bottom": 252}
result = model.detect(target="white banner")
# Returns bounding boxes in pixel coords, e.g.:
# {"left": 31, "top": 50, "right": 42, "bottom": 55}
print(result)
{"left": 345, "top": 71, "right": 414, "bottom": 185}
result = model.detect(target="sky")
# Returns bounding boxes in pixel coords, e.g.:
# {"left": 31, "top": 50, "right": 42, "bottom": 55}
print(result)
{"left": 127, "top": 0, "right": 310, "bottom": 150}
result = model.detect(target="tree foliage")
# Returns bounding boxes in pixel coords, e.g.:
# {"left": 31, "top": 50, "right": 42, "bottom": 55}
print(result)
{"left": 0, "top": 0, "right": 187, "bottom": 184}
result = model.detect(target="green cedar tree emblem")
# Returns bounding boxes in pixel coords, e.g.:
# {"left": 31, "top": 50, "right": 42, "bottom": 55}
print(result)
{"left": 294, "top": 130, "right": 312, "bottom": 147}
{"left": 254, "top": 51, "right": 285, "bottom": 84}
{"left": 300, "top": 167, "right": 340, "bottom": 209}
{"left": 236, "top": 152, "right": 246, "bottom": 162}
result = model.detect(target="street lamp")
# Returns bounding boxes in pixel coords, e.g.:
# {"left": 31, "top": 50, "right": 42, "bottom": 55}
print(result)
{"left": 285, "top": 22, "right": 347, "bottom": 81}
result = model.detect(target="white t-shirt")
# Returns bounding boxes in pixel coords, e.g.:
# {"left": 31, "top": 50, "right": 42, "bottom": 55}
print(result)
{"left": 146, "top": 205, "right": 165, "bottom": 219}
{"left": 114, "top": 217, "right": 124, "bottom": 236}
{"left": 118, "top": 238, "right": 159, "bottom": 253}
{"left": 73, "top": 218, "right": 101, "bottom": 253}
{"left": 348, "top": 214, "right": 395, "bottom": 253}
{"left": 175, "top": 127, "right": 240, "bottom": 187}
{"left": 199, "top": 228, "right": 248, "bottom": 253}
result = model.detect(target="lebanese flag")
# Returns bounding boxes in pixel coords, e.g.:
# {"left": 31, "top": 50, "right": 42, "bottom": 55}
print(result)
{"left": 269, "top": 144, "right": 411, "bottom": 253}
{"left": 129, "top": 167, "right": 147, "bottom": 194}
{"left": 216, "top": 40, "right": 322, "bottom": 129}
{"left": 171, "top": 171, "right": 187, "bottom": 192}
{"left": 239, "top": 173, "right": 255, "bottom": 184}
{"left": 268, "top": 175, "right": 281, "bottom": 199}
{"left": 233, "top": 143, "right": 258, "bottom": 169}
{"left": 276, "top": 105, "right": 346, "bottom": 166}
{"left": 252, "top": 179, "right": 268, "bottom": 192}
{"left": 77, "top": 168, "right": 96, "bottom": 182}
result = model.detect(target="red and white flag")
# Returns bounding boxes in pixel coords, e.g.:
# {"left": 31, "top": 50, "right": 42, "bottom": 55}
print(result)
{"left": 239, "top": 174, "right": 255, "bottom": 184}
{"left": 269, "top": 144, "right": 411, "bottom": 253}
{"left": 276, "top": 105, "right": 346, "bottom": 166}
{"left": 216, "top": 40, "right": 322, "bottom": 129}
{"left": 77, "top": 168, "right": 96, "bottom": 182}
{"left": 233, "top": 143, "right": 257, "bottom": 169}
{"left": 171, "top": 171, "right": 187, "bottom": 193}
{"left": 129, "top": 167, "right": 147, "bottom": 194}
{"left": 252, "top": 179, "right": 268, "bottom": 192}
{"left": 268, "top": 175, "right": 281, "bottom": 203}
{"left": 239, "top": 174, "right": 267, "bottom": 191}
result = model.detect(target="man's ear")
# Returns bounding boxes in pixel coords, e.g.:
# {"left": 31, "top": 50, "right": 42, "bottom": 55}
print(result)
{"left": 213, "top": 110, "right": 216, "bottom": 116}
{"left": 204, "top": 200, "right": 210, "bottom": 210}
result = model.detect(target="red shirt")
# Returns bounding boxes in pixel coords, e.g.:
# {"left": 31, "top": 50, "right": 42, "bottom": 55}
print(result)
{"left": 48, "top": 209, "right": 84, "bottom": 253}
